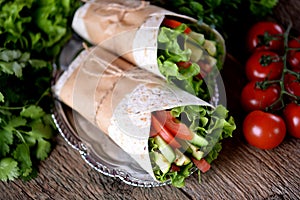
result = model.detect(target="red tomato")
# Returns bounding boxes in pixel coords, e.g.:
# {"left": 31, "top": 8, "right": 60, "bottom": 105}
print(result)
{"left": 287, "top": 37, "right": 300, "bottom": 71}
{"left": 243, "top": 110, "right": 286, "bottom": 149}
{"left": 170, "top": 164, "right": 181, "bottom": 172}
{"left": 162, "top": 18, "right": 192, "bottom": 34}
{"left": 247, "top": 21, "right": 284, "bottom": 53}
{"left": 177, "top": 60, "right": 212, "bottom": 79}
{"left": 149, "top": 125, "right": 158, "bottom": 137}
{"left": 241, "top": 81, "right": 281, "bottom": 112}
{"left": 177, "top": 61, "right": 192, "bottom": 69}
{"left": 153, "top": 110, "right": 193, "bottom": 140}
{"left": 283, "top": 103, "right": 300, "bottom": 138}
{"left": 151, "top": 114, "right": 181, "bottom": 148}
{"left": 245, "top": 51, "right": 283, "bottom": 81}
{"left": 191, "top": 158, "right": 211, "bottom": 173}
{"left": 284, "top": 73, "right": 300, "bottom": 98}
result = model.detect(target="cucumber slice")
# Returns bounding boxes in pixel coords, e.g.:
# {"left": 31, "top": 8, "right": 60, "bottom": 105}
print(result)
{"left": 184, "top": 39, "right": 203, "bottom": 62}
{"left": 152, "top": 151, "right": 171, "bottom": 174}
{"left": 188, "top": 143, "right": 204, "bottom": 160}
{"left": 189, "top": 31, "right": 205, "bottom": 46}
{"left": 178, "top": 140, "right": 204, "bottom": 160}
{"left": 203, "top": 40, "right": 217, "bottom": 56}
{"left": 190, "top": 132, "right": 208, "bottom": 147}
{"left": 154, "top": 135, "right": 176, "bottom": 163}
{"left": 174, "top": 149, "right": 191, "bottom": 166}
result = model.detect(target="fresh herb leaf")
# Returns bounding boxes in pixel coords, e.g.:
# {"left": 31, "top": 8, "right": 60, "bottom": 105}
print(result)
{"left": 0, "top": 129, "right": 13, "bottom": 157}
{"left": 5, "top": 116, "right": 27, "bottom": 132}
{"left": 0, "top": 0, "right": 82, "bottom": 59}
{"left": 13, "top": 143, "right": 32, "bottom": 177}
{"left": 0, "top": 158, "right": 20, "bottom": 181}
{"left": 0, "top": 93, "right": 4, "bottom": 103}
{"left": 20, "top": 105, "right": 45, "bottom": 120}
{"left": 36, "top": 138, "right": 52, "bottom": 161}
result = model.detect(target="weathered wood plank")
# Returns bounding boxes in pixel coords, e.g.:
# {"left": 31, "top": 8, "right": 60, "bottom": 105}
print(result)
{"left": 273, "top": 0, "right": 300, "bottom": 33}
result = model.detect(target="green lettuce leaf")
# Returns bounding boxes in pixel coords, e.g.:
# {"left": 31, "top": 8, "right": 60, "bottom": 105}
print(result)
{"left": 171, "top": 105, "right": 236, "bottom": 164}
{"left": 157, "top": 24, "right": 223, "bottom": 100}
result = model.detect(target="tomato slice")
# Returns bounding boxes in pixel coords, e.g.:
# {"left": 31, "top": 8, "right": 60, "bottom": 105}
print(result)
{"left": 170, "top": 164, "right": 181, "bottom": 172}
{"left": 162, "top": 18, "right": 192, "bottom": 34}
{"left": 151, "top": 114, "right": 181, "bottom": 149}
{"left": 149, "top": 125, "right": 158, "bottom": 137}
{"left": 176, "top": 61, "right": 192, "bottom": 69}
{"left": 191, "top": 158, "right": 211, "bottom": 173}
{"left": 177, "top": 60, "right": 212, "bottom": 80}
{"left": 153, "top": 111, "right": 193, "bottom": 140}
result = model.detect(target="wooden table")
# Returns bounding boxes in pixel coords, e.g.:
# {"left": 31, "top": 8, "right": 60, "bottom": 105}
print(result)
{"left": 1, "top": 1, "right": 300, "bottom": 199}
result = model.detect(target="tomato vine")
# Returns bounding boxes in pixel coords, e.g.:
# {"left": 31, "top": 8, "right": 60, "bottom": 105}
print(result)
{"left": 258, "top": 23, "right": 300, "bottom": 112}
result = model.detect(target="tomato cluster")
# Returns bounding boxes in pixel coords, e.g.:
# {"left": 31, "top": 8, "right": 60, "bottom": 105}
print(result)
{"left": 241, "top": 21, "right": 300, "bottom": 150}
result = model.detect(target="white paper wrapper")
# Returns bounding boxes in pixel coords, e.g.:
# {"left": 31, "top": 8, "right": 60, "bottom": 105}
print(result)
{"left": 53, "top": 46, "right": 213, "bottom": 180}
{"left": 72, "top": 0, "right": 225, "bottom": 78}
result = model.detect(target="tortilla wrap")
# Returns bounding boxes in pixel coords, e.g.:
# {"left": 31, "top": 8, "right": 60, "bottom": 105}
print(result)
{"left": 72, "top": 0, "right": 225, "bottom": 78}
{"left": 53, "top": 46, "right": 213, "bottom": 180}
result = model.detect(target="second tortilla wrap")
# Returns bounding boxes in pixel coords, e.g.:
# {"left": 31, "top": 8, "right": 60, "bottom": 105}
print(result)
{"left": 72, "top": 0, "right": 225, "bottom": 78}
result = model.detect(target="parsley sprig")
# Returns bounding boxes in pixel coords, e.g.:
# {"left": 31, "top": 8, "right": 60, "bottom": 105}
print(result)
{"left": 0, "top": 49, "right": 55, "bottom": 181}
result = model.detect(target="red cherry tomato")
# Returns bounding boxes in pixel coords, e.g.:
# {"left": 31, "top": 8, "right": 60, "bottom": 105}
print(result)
{"left": 247, "top": 21, "right": 284, "bottom": 53}
{"left": 284, "top": 73, "right": 300, "bottom": 98}
{"left": 245, "top": 51, "right": 283, "bottom": 81}
{"left": 241, "top": 81, "right": 280, "bottom": 112}
{"left": 151, "top": 114, "right": 181, "bottom": 148}
{"left": 243, "top": 110, "right": 286, "bottom": 150}
{"left": 153, "top": 110, "right": 193, "bottom": 140}
{"left": 287, "top": 37, "right": 300, "bottom": 71}
{"left": 283, "top": 103, "right": 300, "bottom": 138}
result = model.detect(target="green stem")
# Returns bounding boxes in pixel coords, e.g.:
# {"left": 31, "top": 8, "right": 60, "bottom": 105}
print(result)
{"left": 284, "top": 68, "right": 300, "bottom": 77}
{"left": 35, "top": 88, "right": 50, "bottom": 106}
{"left": 0, "top": 88, "right": 50, "bottom": 111}
{"left": 0, "top": 106, "right": 24, "bottom": 110}
{"left": 14, "top": 129, "right": 26, "bottom": 144}
{"left": 264, "top": 22, "right": 295, "bottom": 111}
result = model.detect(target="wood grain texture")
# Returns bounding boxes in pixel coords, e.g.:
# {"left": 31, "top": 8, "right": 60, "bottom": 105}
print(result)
{"left": 1, "top": 0, "right": 300, "bottom": 199}
{"left": 273, "top": 0, "right": 300, "bottom": 33}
